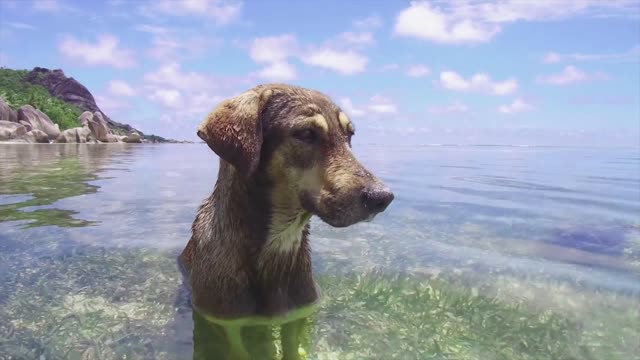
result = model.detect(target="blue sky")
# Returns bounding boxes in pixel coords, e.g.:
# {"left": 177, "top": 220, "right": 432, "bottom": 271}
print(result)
{"left": 1, "top": 0, "right": 639, "bottom": 146}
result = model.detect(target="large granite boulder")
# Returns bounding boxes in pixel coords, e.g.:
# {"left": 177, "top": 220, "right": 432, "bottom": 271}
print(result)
{"left": 56, "top": 125, "right": 93, "bottom": 143}
{"left": 79, "top": 111, "right": 93, "bottom": 126}
{"left": 78, "top": 125, "right": 92, "bottom": 142}
{"left": 19, "top": 120, "right": 33, "bottom": 132}
{"left": 17, "top": 105, "right": 60, "bottom": 141}
{"left": 25, "top": 129, "right": 49, "bottom": 143}
{"left": 0, "top": 120, "right": 27, "bottom": 140}
{"left": 88, "top": 111, "right": 110, "bottom": 142}
{"left": 123, "top": 130, "right": 142, "bottom": 143}
{"left": 106, "top": 134, "right": 121, "bottom": 143}
{"left": 0, "top": 98, "right": 18, "bottom": 123}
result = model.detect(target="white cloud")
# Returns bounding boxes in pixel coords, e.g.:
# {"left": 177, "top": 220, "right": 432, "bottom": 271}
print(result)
{"left": 33, "top": 0, "right": 60, "bottom": 12}
{"left": 335, "top": 31, "right": 375, "bottom": 46}
{"left": 141, "top": 63, "right": 244, "bottom": 120}
{"left": 340, "top": 98, "right": 366, "bottom": 117}
{"left": 456, "top": 0, "right": 638, "bottom": 22}
{"left": 543, "top": 52, "right": 562, "bottom": 64}
{"left": 148, "top": 35, "right": 220, "bottom": 61}
{"left": 108, "top": 80, "right": 137, "bottom": 97}
{"left": 150, "top": 90, "right": 226, "bottom": 118}
{"left": 185, "top": 92, "right": 226, "bottom": 115}
{"left": 134, "top": 24, "right": 222, "bottom": 61}
{"left": 148, "top": 89, "right": 183, "bottom": 108}
{"left": 143, "top": 62, "right": 213, "bottom": 91}
{"left": 542, "top": 46, "right": 640, "bottom": 64}
{"left": 428, "top": 101, "right": 469, "bottom": 115}
{"left": 537, "top": 65, "right": 609, "bottom": 85}
{"left": 249, "top": 35, "right": 298, "bottom": 80}
{"left": 379, "top": 63, "right": 400, "bottom": 72}
{"left": 339, "top": 95, "right": 398, "bottom": 117}
{"left": 257, "top": 61, "right": 297, "bottom": 81}
{"left": 250, "top": 34, "right": 298, "bottom": 63}
{"left": 367, "top": 95, "right": 397, "bottom": 114}
{"left": 394, "top": 1, "right": 637, "bottom": 45}
{"left": 249, "top": 33, "right": 369, "bottom": 76}
{"left": 143, "top": 0, "right": 242, "bottom": 25}
{"left": 95, "top": 94, "right": 131, "bottom": 114}
{"left": 394, "top": 2, "right": 500, "bottom": 44}
{"left": 498, "top": 98, "right": 533, "bottom": 114}
{"left": 58, "top": 35, "right": 136, "bottom": 68}
{"left": 6, "top": 22, "right": 36, "bottom": 30}
{"left": 407, "top": 64, "right": 431, "bottom": 77}
{"left": 302, "top": 49, "right": 368, "bottom": 75}
{"left": 439, "top": 71, "right": 518, "bottom": 95}
{"left": 133, "top": 24, "right": 169, "bottom": 35}
{"left": 353, "top": 15, "right": 383, "bottom": 29}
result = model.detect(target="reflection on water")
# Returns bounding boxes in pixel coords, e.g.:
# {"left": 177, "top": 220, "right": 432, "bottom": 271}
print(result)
{"left": 0, "top": 144, "right": 639, "bottom": 359}
{"left": 0, "top": 144, "right": 137, "bottom": 228}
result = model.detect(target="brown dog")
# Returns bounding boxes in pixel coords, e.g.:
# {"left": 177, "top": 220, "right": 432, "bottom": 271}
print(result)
{"left": 180, "top": 83, "right": 394, "bottom": 320}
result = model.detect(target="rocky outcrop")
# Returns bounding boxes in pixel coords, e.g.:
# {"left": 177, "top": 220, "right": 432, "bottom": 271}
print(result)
{"left": 79, "top": 111, "right": 93, "bottom": 126}
{"left": 17, "top": 105, "right": 61, "bottom": 141}
{"left": 19, "top": 120, "right": 32, "bottom": 132}
{"left": 88, "top": 111, "right": 110, "bottom": 142}
{"left": 0, "top": 98, "right": 18, "bottom": 123}
{"left": 122, "top": 130, "right": 142, "bottom": 143}
{"left": 55, "top": 125, "right": 93, "bottom": 143}
{"left": 26, "top": 68, "right": 97, "bottom": 112}
{"left": 26, "top": 67, "right": 142, "bottom": 136}
{"left": 0, "top": 120, "right": 27, "bottom": 140}
{"left": 78, "top": 111, "right": 117, "bottom": 142}
{"left": 52, "top": 111, "right": 127, "bottom": 143}
{"left": 2, "top": 66, "right": 177, "bottom": 143}
{"left": 106, "top": 134, "right": 121, "bottom": 143}
{"left": 25, "top": 129, "right": 49, "bottom": 143}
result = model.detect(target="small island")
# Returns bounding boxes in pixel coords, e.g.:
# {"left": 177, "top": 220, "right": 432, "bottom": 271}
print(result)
{"left": 0, "top": 67, "right": 187, "bottom": 144}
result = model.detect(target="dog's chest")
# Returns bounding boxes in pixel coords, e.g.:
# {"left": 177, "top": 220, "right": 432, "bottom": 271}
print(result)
{"left": 264, "top": 213, "right": 308, "bottom": 254}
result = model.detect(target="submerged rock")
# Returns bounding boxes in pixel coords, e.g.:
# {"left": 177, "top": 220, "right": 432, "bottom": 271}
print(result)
{"left": 549, "top": 225, "right": 626, "bottom": 256}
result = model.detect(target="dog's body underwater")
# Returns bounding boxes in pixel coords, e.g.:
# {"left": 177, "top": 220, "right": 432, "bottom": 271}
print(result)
{"left": 180, "top": 83, "right": 394, "bottom": 319}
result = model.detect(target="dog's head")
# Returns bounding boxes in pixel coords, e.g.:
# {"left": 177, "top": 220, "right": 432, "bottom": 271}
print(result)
{"left": 198, "top": 84, "right": 393, "bottom": 227}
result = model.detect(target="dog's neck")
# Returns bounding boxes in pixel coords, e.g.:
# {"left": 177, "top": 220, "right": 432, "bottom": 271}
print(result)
{"left": 211, "top": 162, "right": 311, "bottom": 258}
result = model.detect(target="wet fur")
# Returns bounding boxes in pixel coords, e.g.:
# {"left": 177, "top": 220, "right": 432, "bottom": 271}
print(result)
{"left": 181, "top": 84, "right": 389, "bottom": 320}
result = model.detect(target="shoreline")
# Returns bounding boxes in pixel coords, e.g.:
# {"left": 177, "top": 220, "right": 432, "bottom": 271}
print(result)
{"left": 0, "top": 140, "right": 196, "bottom": 144}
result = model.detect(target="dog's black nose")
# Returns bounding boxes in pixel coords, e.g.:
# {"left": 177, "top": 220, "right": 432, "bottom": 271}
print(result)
{"left": 361, "top": 187, "right": 394, "bottom": 213}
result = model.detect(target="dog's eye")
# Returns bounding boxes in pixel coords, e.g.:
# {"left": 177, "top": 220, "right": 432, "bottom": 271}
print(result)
{"left": 293, "top": 129, "right": 318, "bottom": 144}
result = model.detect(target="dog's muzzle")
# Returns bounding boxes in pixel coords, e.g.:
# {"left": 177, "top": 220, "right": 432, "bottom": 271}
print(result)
{"left": 360, "top": 185, "right": 394, "bottom": 216}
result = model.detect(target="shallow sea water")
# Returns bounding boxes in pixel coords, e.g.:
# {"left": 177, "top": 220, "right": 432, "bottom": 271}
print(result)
{"left": 0, "top": 143, "right": 638, "bottom": 359}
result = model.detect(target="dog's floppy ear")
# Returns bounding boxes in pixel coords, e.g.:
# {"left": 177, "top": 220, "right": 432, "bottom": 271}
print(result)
{"left": 197, "top": 88, "right": 273, "bottom": 176}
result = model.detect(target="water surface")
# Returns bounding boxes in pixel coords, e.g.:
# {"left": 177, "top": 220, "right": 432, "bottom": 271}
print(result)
{"left": 1, "top": 143, "right": 638, "bottom": 359}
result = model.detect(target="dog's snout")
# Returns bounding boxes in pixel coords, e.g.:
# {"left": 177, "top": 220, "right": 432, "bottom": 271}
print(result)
{"left": 361, "top": 187, "right": 394, "bottom": 213}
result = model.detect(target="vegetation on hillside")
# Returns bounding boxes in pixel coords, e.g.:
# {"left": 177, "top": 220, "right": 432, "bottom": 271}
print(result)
{"left": 0, "top": 68, "right": 81, "bottom": 130}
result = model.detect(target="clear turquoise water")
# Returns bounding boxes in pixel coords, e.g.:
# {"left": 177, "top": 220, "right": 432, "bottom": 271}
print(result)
{"left": 1, "top": 143, "right": 639, "bottom": 359}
